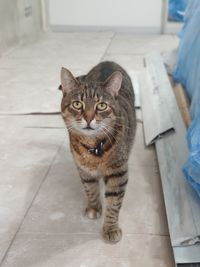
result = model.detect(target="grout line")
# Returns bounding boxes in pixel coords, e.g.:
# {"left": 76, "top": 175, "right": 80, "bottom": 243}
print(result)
{"left": 0, "top": 137, "right": 65, "bottom": 266}
{"left": 105, "top": 52, "right": 146, "bottom": 57}
{"left": 99, "top": 32, "right": 116, "bottom": 62}
{"left": 0, "top": 43, "right": 22, "bottom": 58}
{"left": 125, "top": 232, "right": 169, "bottom": 237}
{"left": 0, "top": 112, "right": 61, "bottom": 116}
{"left": 25, "top": 126, "right": 64, "bottom": 129}
{"left": 15, "top": 232, "right": 170, "bottom": 237}
{"left": 15, "top": 232, "right": 101, "bottom": 236}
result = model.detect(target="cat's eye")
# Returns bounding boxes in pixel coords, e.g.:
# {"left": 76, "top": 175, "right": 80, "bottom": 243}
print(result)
{"left": 96, "top": 102, "right": 108, "bottom": 111}
{"left": 72, "top": 101, "right": 83, "bottom": 110}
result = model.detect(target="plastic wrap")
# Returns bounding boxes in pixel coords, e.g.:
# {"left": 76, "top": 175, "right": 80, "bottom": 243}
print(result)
{"left": 173, "top": 1, "right": 200, "bottom": 119}
{"left": 183, "top": 115, "right": 200, "bottom": 197}
{"left": 173, "top": 0, "right": 200, "bottom": 197}
{"left": 168, "top": 0, "right": 187, "bottom": 22}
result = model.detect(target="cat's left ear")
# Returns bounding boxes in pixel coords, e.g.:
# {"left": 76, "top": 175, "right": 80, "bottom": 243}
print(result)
{"left": 103, "top": 71, "right": 123, "bottom": 97}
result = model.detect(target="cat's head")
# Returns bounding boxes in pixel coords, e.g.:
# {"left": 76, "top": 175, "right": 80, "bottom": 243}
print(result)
{"left": 60, "top": 67, "right": 122, "bottom": 136}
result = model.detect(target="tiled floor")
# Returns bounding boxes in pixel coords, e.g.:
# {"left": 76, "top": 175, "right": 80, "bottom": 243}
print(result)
{"left": 0, "top": 32, "right": 178, "bottom": 267}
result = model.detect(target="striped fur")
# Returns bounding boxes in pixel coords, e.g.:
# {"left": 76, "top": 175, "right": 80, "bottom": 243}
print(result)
{"left": 60, "top": 61, "right": 136, "bottom": 243}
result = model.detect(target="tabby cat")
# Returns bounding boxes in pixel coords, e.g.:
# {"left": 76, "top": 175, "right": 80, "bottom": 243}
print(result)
{"left": 60, "top": 61, "right": 136, "bottom": 243}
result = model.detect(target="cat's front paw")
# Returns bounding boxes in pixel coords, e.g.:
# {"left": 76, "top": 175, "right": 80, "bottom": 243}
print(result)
{"left": 102, "top": 226, "right": 122, "bottom": 243}
{"left": 85, "top": 206, "right": 102, "bottom": 219}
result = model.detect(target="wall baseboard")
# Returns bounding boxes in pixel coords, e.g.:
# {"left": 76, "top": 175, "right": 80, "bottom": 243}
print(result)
{"left": 164, "top": 22, "right": 182, "bottom": 34}
{"left": 50, "top": 24, "right": 161, "bottom": 34}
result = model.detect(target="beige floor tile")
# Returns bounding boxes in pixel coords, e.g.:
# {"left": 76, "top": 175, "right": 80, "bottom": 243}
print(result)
{"left": 131, "top": 123, "right": 157, "bottom": 167}
{"left": 18, "top": 143, "right": 101, "bottom": 234}
{"left": 0, "top": 184, "right": 40, "bottom": 259}
{"left": 21, "top": 114, "right": 65, "bottom": 128}
{"left": 6, "top": 32, "right": 114, "bottom": 59}
{"left": 0, "top": 116, "right": 65, "bottom": 262}
{"left": 107, "top": 34, "right": 179, "bottom": 55}
{"left": 0, "top": 58, "right": 85, "bottom": 77}
{"left": 0, "top": 116, "right": 66, "bottom": 185}
{"left": 122, "top": 165, "right": 168, "bottom": 235}
{"left": 102, "top": 54, "right": 144, "bottom": 72}
{"left": 0, "top": 33, "right": 175, "bottom": 266}
{"left": 1, "top": 233, "right": 175, "bottom": 267}
{"left": 0, "top": 32, "right": 114, "bottom": 113}
{"left": 18, "top": 131, "right": 166, "bottom": 236}
{"left": 0, "top": 85, "right": 61, "bottom": 114}
{"left": 0, "top": 65, "right": 89, "bottom": 113}
{"left": 0, "top": 238, "right": 12, "bottom": 265}
{"left": 2, "top": 32, "right": 114, "bottom": 72}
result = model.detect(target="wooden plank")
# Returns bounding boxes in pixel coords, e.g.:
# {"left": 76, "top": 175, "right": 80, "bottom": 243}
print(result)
{"left": 173, "top": 84, "right": 191, "bottom": 128}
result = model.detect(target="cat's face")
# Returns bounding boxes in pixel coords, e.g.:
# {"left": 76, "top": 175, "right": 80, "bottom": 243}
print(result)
{"left": 60, "top": 68, "right": 122, "bottom": 136}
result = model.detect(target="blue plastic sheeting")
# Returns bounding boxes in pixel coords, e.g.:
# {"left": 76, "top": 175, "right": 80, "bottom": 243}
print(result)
{"left": 174, "top": 0, "right": 200, "bottom": 119}
{"left": 168, "top": 0, "right": 187, "bottom": 22}
{"left": 173, "top": 0, "right": 200, "bottom": 197}
{"left": 183, "top": 116, "right": 200, "bottom": 196}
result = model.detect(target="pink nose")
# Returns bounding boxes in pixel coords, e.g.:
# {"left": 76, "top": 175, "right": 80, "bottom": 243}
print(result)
{"left": 84, "top": 111, "right": 95, "bottom": 124}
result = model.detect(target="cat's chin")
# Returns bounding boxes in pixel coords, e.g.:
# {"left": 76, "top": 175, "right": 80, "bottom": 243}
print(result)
{"left": 81, "top": 129, "right": 100, "bottom": 136}
{"left": 73, "top": 127, "right": 103, "bottom": 136}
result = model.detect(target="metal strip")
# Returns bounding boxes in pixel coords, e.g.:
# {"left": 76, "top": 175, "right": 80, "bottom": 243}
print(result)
{"left": 174, "top": 245, "right": 200, "bottom": 265}
{"left": 139, "top": 70, "right": 174, "bottom": 145}
{"left": 129, "top": 71, "right": 141, "bottom": 108}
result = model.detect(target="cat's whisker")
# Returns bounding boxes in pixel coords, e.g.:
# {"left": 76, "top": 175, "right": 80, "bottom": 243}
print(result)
{"left": 104, "top": 124, "right": 125, "bottom": 142}
{"left": 66, "top": 121, "right": 77, "bottom": 132}
{"left": 102, "top": 128, "right": 113, "bottom": 146}
{"left": 104, "top": 116, "right": 131, "bottom": 130}
{"left": 102, "top": 122, "right": 120, "bottom": 133}
{"left": 103, "top": 128, "right": 116, "bottom": 146}
{"left": 103, "top": 125, "right": 116, "bottom": 135}
{"left": 106, "top": 130, "right": 120, "bottom": 146}
{"left": 102, "top": 124, "right": 120, "bottom": 146}
{"left": 114, "top": 122, "right": 131, "bottom": 130}
{"left": 66, "top": 127, "right": 74, "bottom": 133}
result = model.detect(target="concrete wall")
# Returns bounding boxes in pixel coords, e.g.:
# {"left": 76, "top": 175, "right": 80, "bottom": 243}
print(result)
{"left": 0, "top": 0, "right": 43, "bottom": 56}
{"left": 49, "top": 0, "right": 162, "bottom": 33}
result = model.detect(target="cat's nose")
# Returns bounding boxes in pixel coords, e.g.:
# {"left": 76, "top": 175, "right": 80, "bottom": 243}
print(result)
{"left": 84, "top": 111, "right": 95, "bottom": 125}
{"left": 86, "top": 120, "right": 93, "bottom": 129}
{"left": 83, "top": 119, "right": 94, "bottom": 130}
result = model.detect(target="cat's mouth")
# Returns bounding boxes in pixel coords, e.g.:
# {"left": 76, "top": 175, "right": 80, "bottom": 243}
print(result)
{"left": 83, "top": 126, "right": 95, "bottom": 130}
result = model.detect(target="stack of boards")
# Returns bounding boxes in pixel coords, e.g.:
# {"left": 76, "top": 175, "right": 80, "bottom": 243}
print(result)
{"left": 139, "top": 52, "right": 200, "bottom": 267}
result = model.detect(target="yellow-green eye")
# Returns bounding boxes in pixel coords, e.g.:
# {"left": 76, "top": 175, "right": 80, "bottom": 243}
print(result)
{"left": 96, "top": 102, "right": 108, "bottom": 111}
{"left": 72, "top": 101, "right": 83, "bottom": 110}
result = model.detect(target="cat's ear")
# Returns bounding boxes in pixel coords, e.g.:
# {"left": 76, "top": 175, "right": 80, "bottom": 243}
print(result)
{"left": 60, "top": 67, "right": 79, "bottom": 95}
{"left": 103, "top": 71, "right": 123, "bottom": 97}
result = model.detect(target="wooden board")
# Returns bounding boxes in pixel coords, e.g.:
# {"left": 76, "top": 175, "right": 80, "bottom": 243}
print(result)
{"left": 173, "top": 84, "right": 191, "bottom": 128}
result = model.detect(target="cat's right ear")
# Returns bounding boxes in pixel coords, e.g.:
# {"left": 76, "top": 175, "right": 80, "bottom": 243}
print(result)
{"left": 60, "top": 67, "right": 79, "bottom": 95}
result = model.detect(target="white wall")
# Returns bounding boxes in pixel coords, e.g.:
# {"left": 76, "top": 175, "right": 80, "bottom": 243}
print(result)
{"left": 49, "top": 0, "right": 162, "bottom": 32}
{"left": 0, "top": 0, "right": 42, "bottom": 55}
